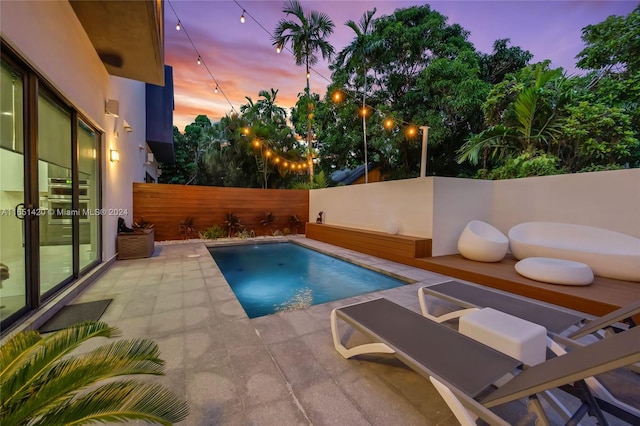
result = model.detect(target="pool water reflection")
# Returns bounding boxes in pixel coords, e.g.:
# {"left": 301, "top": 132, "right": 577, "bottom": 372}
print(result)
{"left": 208, "top": 242, "right": 405, "bottom": 318}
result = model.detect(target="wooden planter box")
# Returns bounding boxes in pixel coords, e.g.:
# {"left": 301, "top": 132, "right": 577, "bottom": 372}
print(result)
{"left": 117, "top": 229, "right": 155, "bottom": 260}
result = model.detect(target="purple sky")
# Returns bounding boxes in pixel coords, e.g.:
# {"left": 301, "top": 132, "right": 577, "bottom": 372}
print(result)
{"left": 165, "top": 1, "right": 636, "bottom": 131}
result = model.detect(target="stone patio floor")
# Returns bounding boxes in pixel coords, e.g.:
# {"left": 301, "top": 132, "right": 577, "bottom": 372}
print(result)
{"left": 67, "top": 237, "right": 637, "bottom": 425}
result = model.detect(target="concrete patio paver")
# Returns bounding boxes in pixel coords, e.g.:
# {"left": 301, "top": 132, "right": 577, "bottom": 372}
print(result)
{"left": 65, "top": 238, "right": 637, "bottom": 425}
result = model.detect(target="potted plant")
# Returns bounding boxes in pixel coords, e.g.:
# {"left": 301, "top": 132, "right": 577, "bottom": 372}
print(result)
{"left": 0, "top": 321, "right": 189, "bottom": 425}
{"left": 133, "top": 218, "right": 154, "bottom": 233}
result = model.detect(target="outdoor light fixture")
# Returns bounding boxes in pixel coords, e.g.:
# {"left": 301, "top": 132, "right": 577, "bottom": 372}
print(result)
{"left": 110, "top": 149, "right": 120, "bottom": 162}
{"left": 176, "top": 20, "right": 181, "bottom": 31}
{"left": 214, "top": 85, "right": 218, "bottom": 94}
{"left": 197, "top": 56, "right": 201, "bottom": 65}
{"left": 105, "top": 99, "right": 119, "bottom": 117}
{"left": 306, "top": 71, "right": 310, "bottom": 79}
{"left": 276, "top": 45, "right": 281, "bottom": 53}
{"left": 240, "top": 10, "right": 246, "bottom": 23}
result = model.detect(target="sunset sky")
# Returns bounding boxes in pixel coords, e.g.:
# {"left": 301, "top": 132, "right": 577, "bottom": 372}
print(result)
{"left": 164, "top": 1, "right": 636, "bottom": 131}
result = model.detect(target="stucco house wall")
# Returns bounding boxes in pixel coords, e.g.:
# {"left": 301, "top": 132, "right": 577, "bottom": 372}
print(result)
{"left": 2, "top": 0, "right": 149, "bottom": 261}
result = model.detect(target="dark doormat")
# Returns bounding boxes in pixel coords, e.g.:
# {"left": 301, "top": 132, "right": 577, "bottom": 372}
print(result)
{"left": 39, "top": 299, "right": 112, "bottom": 333}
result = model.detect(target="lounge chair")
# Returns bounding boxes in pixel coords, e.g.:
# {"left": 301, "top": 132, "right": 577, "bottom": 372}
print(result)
{"left": 419, "top": 281, "right": 640, "bottom": 422}
{"left": 418, "top": 280, "right": 639, "bottom": 337}
{"left": 331, "top": 298, "right": 640, "bottom": 426}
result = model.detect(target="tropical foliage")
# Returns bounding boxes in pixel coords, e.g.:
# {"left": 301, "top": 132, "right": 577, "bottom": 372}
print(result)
{"left": 0, "top": 321, "right": 188, "bottom": 426}
{"left": 160, "top": 4, "right": 638, "bottom": 185}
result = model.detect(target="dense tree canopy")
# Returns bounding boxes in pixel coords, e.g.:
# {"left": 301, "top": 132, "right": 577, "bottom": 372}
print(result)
{"left": 161, "top": 4, "right": 638, "bottom": 186}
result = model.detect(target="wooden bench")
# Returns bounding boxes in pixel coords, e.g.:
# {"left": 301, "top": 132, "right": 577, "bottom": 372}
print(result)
{"left": 305, "top": 223, "right": 431, "bottom": 266}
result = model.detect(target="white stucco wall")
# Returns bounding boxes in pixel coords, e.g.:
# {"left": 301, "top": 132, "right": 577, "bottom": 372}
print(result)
{"left": 431, "top": 177, "right": 494, "bottom": 256}
{"left": 309, "top": 168, "right": 640, "bottom": 257}
{"left": 2, "top": 1, "right": 148, "bottom": 261}
{"left": 309, "top": 178, "right": 434, "bottom": 237}
{"left": 491, "top": 168, "right": 640, "bottom": 238}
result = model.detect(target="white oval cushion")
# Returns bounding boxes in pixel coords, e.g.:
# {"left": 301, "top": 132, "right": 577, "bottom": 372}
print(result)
{"left": 458, "top": 220, "right": 509, "bottom": 262}
{"left": 515, "top": 257, "right": 594, "bottom": 286}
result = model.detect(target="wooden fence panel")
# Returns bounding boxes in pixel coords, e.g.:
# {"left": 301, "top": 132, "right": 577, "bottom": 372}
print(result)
{"left": 133, "top": 183, "right": 309, "bottom": 241}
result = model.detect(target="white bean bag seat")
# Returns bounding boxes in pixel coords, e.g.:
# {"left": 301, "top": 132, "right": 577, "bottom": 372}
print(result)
{"left": 508, "top": 222, "right": 640, "bottom": 282}
{"left": 515, "top": 257, "right": 594, "bottom": 286}
{"left": 457, "top": 220, "right": 509, "bottom": 262}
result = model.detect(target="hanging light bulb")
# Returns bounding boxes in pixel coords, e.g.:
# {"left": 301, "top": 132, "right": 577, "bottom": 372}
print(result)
{"left": 240, "top": 10, "right": 246, "bottom": 23}
{"left": 384, "top": 118, "right": 393, "bottom": 129}
{"left": 214, "top": 85, "right": 219, "bottom": 94}
{"left": 276, "top": 45, "right": 282, "bottom": 54}
{"left": 197, "top": 56, "right": 201, "bottom": 65}
{"left": 176, "top": 20, "right": 181, "bottom": 31}
{"left": 306, "top": 71, "right": 310, "bottom": 80}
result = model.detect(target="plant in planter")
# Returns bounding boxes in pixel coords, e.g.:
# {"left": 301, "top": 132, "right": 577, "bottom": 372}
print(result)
{"left": 0, "top": 321, "right": 189, "bottom": 425}
{"left": 289, "top": 214, "right": 302, "bottom": 235}
{"left": 260, "top": 212, "right": 276, "bottom": 236}
{"left": 223, "top": 213, "right": 243, "bottom": 238}
{"left": 133, "top": 218, "right": 154, "bottom": 232}
{"left": 178, "top": 217, "right": 197, "bottom": 240}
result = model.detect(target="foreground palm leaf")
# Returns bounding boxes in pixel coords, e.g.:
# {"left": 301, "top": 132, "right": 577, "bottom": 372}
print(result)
{"left": 0, "top": 321, "right": 188, "bottom": 425}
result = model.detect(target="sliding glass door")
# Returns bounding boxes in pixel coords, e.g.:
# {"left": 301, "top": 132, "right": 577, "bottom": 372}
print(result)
{"left": 0, "top": 47, "right": 102, "bottom": 331}
{"left": 0, "top": 58, "right": 27, "bottom": 322}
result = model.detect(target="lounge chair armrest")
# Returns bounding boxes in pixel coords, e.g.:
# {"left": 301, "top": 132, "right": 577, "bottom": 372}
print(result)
{"left": 331, "top": 309, "right": 395, "bottom": 359}
{"left": 418, "top": 286, "right": 480, "bottom": 322}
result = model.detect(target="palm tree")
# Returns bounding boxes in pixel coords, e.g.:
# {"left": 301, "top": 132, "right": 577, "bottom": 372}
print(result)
{"left": 0, "top": 321, "right": 188, "bottom": 425}
{"left": 272, "top": 0, "right": 335, "bottom": 181}
{"left": 334, "top": 8, "right": 378, "bottom": 183}
{"left": 456, "top": 65, "right": 565, "bottom": 169}
{"left": 256, "top": 88, "right": 286, "bottom": 125}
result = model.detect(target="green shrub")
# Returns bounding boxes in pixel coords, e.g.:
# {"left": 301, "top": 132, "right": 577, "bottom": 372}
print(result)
{"left": 200, "top": 225, "right": 226, "bottom": 240}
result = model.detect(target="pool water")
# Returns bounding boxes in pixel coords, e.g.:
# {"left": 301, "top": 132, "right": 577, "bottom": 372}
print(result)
{"left": 208, "top": 242, "right": 405, "bottom": 318}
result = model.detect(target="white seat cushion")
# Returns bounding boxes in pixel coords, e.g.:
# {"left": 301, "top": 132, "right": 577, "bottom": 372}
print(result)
{"left": 515, "top": 257, "right": 594, "bottom": 286}
{"left": 459, "top": 308, "right": 547, "bottom": 366}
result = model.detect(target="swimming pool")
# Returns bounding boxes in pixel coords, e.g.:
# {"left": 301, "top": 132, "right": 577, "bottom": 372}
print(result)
{"left": 208, "top": 242, "right": 405, "bottom": 318}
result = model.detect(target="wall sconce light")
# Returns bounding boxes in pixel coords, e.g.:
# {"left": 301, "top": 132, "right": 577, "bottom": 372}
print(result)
{"left": 123, "top": 119, "right": 132, "bottom": 132}
{"left": 146, "top": 152, "right": 154, "bottom": 164}
{"left": 105, "top": 99, "right": 119, "bottom": 117}
{"left": 110, "top": 149, "right": 120, "bottom": 162}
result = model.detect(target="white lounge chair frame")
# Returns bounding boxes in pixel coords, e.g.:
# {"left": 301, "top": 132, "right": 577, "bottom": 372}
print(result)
{"left": 331, "top": 297, "right": 640, "bottom": 426}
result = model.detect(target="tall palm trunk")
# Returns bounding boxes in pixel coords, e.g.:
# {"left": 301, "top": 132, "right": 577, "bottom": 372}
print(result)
{"left": 362, "top": 71, "right": 368, "bottom": 183}
{"left": 306, "top": 61, "right": 313, "bottom": 182}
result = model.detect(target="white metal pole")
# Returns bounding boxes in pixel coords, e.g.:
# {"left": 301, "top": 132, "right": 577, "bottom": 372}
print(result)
{"left": 419, "top": 126, "right": 429, "bottom": 178}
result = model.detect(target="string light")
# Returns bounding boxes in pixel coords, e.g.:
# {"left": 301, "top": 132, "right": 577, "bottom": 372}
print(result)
{"left": 170, "top": 0, "right": 425, "bottom": 174}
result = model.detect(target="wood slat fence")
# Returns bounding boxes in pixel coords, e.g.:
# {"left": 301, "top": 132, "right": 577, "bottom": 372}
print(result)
{"left": 133, "top": 183, "right": 309, "bottom": 241}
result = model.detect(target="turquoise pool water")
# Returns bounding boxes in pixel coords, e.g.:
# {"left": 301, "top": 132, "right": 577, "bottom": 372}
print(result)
{"left": 208, "top": 242, "right": 404, "bottom": 318}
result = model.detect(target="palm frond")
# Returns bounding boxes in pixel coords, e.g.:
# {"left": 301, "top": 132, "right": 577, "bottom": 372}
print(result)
{"left": 1, "top": 321, "right": 117, "bottom": 388}
{"left": 32, "top": 381, "right": 189, "bottom": 426}
{"left": 0, "top": 330, "right": 42, "bottom": 377}
{"left": 2, "top": 333, "right": 164, "bottom": 426}
{"left": 513, "top": 86, "right": 538, "bottom": 144}
{"left": 456, "top": 125, "right": 514, "bottom": 165}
